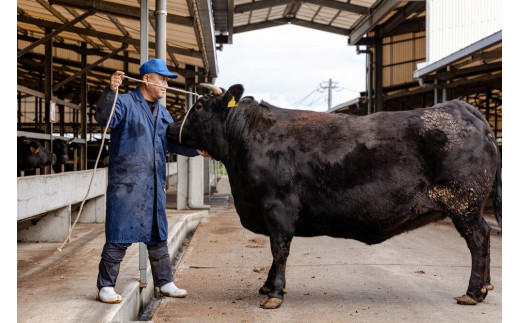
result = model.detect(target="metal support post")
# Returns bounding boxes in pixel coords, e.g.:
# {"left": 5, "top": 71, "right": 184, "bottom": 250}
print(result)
{"left": 17, "top": 91, "right": 22, "bottom": 127}
{"left": 139, "top": 0, "right": 149, "bottom": 289}
{"left": 80, "top": 42, "right": 88, "bottom": 170}
{"left": 155, "top": 0, "right": 167, "bottom": 106}
{"left": 178, "top": 65, "right": 195, "bottom": 210}
{"left": 374, "top": 35, "right": 383, "bottom": 112}
{"left": 44, "top": 28, "right": 53, "bottom": 175}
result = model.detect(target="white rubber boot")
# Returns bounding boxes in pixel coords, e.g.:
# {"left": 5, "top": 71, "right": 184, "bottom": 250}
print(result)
{"left": 156, "top": 282, "right": 187, "bottom": 298}
{"left": 97, "top": 287, "right": 122, "bottom": 304}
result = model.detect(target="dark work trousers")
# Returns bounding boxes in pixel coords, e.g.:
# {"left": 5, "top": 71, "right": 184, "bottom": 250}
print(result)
{"left": 97, "top": 240, "right": 173, "bottom": 290}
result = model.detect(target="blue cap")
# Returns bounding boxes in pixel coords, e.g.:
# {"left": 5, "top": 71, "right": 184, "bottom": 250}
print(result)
{"left": 139, "top": 58, "right": 178, "bottom": 79}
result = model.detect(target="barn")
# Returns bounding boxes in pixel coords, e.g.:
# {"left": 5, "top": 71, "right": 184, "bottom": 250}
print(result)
{"left": 14, "top": 0, "right": 504, "bottom": 321}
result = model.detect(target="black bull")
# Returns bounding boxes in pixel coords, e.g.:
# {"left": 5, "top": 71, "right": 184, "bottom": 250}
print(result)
{"left": 167, "top": 84, "right": 501, "bottom": 309}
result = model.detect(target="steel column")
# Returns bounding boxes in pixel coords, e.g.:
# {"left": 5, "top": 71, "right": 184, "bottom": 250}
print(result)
{"left": 17, "top": 91, "right": 22, "bottom": 126}
{"left": 80, "top": 42, "right": 88, "bottom": 170}
{"left": 177, "top": 64, "right": 195, "bottom": 210}
{"left": 139, "top": 0, "right": 149, "bottom": 288}
{"left": 374, "top": 36, "right": 383, "bottom": 112}
{"left": 44, "top": 28, "right": 53, "bottom": 174}
{"left": 155, "top": 0, "right": 167, "bottom": 106}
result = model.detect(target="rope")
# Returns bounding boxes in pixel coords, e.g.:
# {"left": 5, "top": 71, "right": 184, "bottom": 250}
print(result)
{"left": 55, "top": 87, "right": 119, "bottom": 254}
{"left": 124, "top": 75, "right": 201, "bottom": 98}
{"left": 123, "top": 75, "right": 201, "bottom": 145}
{"left": 178, "top": 104, "right": 194, "bottom": 144}
{"left": 55, "top": 75, "right": 201, "bottom": 254}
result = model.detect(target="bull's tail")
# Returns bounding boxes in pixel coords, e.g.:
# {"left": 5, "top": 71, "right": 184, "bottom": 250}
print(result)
{"left": 457, "top": 100, "right": 502, "bottom": 226}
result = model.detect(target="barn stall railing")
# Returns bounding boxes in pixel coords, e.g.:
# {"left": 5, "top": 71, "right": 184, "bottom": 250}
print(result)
{"left": 17, "top": 162, "right": 179, "bottom": 243}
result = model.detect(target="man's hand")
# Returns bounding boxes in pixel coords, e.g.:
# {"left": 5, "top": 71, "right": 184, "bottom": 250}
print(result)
{"left": 197, "top": 149, "right": 213, "bottom": 159}
{"left": 110, "top": 71, "right": 125, "bottom": 91}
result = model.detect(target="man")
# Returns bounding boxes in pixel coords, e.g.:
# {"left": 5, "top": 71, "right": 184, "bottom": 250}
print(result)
{"left": 95, "top": 58, "right": 209, "bottom": 303}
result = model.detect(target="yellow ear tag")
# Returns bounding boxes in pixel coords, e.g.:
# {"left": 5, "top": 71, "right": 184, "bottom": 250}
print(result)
{"left": 227, "top": 96, "right": 238, "bottom": 108}
{"left": 30, "top": 146, "right": 39, "bottom": 153}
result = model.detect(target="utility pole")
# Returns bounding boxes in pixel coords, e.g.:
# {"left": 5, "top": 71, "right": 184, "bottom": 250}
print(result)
{"left": 320, "top": 79, "right": 339, "bottom": 110}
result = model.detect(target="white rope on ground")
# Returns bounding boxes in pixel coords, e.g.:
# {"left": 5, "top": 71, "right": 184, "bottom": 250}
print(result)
{"left": 55, "top": 77, "right": 202, "bottom": 254}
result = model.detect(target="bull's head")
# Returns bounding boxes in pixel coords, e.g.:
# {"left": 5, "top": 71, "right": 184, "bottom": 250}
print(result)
{"left": 167, "top": 84, "right": 244, "bottom": 161}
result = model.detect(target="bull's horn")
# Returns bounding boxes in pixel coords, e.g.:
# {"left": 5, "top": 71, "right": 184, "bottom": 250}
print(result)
{"left": 199, "top": 83, "right": 223, "bottom": 95}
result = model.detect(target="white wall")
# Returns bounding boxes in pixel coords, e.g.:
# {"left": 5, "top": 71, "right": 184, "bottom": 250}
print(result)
{"left": 426, "top": 0, "right": 501, "bottom": 64}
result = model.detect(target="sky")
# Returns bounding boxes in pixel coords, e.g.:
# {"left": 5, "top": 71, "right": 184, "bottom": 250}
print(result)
{"left": 214, "top": 24, "right": 366, "bottom": 112}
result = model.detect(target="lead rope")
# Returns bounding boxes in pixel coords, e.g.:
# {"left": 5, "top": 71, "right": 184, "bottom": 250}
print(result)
{"left": 124, "top": 76, "right": 199, "bottom": 145}
{"left": 55, "top": 77, "right": 201, "bottom": 254}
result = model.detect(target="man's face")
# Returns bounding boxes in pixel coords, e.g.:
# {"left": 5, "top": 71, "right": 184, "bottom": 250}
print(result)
{"left": 143, "top": 73, "right": 168, "bottom": 100}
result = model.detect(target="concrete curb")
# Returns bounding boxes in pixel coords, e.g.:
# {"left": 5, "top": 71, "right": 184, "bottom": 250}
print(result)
{"left": 99, "top": 210, "right": 208, "bottom": 322}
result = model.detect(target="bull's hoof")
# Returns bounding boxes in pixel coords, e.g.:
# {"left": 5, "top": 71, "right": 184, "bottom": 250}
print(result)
{"left": 258, "top": 285, "right": 287, "bottom": 295}
{"left": 260, "top": 297, "right": 283, "bottom": 309}
{"left": 478, "top": 284, "right": 494, "bottom": 301}
{"left": 454, "top": 294, "right": 478, "bottom": 305}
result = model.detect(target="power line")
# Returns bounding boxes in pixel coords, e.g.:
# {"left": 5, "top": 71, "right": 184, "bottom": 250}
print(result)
{"left": 291, "top": 79, "right": 356, "bottom": 110}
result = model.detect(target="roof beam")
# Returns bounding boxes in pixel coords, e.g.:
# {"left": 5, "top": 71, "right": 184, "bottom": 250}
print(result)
{"left": 49, "top": 0, "right": 194, "bottom": 27}
{"left": 348, "top": 0, "right": 401, "bottom": 45}
{"left": 36, "top": 0, "right": 101, "bottom": 50}
{"left": 413, "top": 31, "right": 502, "bottom": 79}
{"left": 235, "top": 0, "right": 292, "bottom": 13}
{"left": 234, "top": 17, "right": 351, "bottom": 36}
{"left": 17, "top": 34, "right": 205, "bottom": 78}
{"left": 234, "top": 18, "right": 291, "bottom": 33}
{"left": 53, "top": 44, "right": 128, "bottom": 91}
{"left": 234, "top": 0, "right": 369, "bottom": 15}
{"left": 106, "top": 14, "right": 139, "bottom": 51}
{"left": 379, "top": 17, "right": 425, "bottom": 37}
{"left": 291, "top": 19, "right": 351, "bottom": 36}
{"left": 305, "top": 0, "right": 369, "bottom": 15}
{"left": 17, "top": 6, "right": 64, "bottom": 42}
{"left": 17, "top": 8, "right": 97, "bottom": 58}
{"left": 19, "top": 53, "right": 192, "bottom": 91}
{"left": 17, "top": 15, "right": 203, "bottom": 60}
{"left": 378, "top": 1, "right": 425, "bottom": 35}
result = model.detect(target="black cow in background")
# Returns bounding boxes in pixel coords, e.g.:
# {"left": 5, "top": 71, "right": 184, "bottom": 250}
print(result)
{"left": 18, "top": 127, "right": 82, "bottom": 173}
{"left": 17, "top": 136, "right": 56, "bottom": 172}
{"left": 52, "top": 138, "right": 76, "bottom": 173}
{"left": 167, "top": 84, "right": 501, "bottom": 309}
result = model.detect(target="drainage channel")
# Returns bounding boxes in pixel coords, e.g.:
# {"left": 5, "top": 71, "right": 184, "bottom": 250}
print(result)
{"left": 138, "top": 231, "right": 195, "bottom": 321}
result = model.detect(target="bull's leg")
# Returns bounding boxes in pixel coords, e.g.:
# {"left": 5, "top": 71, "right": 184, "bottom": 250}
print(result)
{"left": 259, "top": 260, "right": 275, "bottom": 294}
{"left": 259, "top": 260, "right": 287, "bottom": 295}
{"left": 260, "top": 232, "right": 293, "bottom": 309}
{"left": 451, "top": 214, "right": 492, "bottom": 305}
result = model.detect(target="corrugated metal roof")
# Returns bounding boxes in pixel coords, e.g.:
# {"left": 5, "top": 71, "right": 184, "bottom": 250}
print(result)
{"left": 17, "top": 0, "right": 215, "bottom": 118}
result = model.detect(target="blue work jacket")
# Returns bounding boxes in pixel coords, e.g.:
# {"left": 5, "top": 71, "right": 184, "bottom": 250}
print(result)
{"left": 96, "top": 85, "right": 198, "bottom": 243}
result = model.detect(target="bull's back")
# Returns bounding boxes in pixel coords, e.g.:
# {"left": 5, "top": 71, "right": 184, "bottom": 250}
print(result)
{"left": 230, "top": 102, "right": 498, "bottom": 241}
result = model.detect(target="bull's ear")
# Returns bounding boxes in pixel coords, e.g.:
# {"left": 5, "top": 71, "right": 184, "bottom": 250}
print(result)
{"left": 29, "top": 142, "right": 40, "bottom": 153}
{"left": 223, "top": 84, "right": 244, "bottom": 108}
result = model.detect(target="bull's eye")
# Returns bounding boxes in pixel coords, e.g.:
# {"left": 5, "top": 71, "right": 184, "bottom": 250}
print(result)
{"left": 195, "top": 103, "right": 203, "bottom": 111}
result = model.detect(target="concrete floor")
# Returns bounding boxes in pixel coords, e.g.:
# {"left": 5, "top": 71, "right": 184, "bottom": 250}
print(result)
{"left": 152, "top": 202, "right": 502, "bottom": 322}
{"left": 15, "top": 177, "right": 502, "bottom": 322}
{"left": 17, "top": 187, "right": 208, "bottom": 322}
